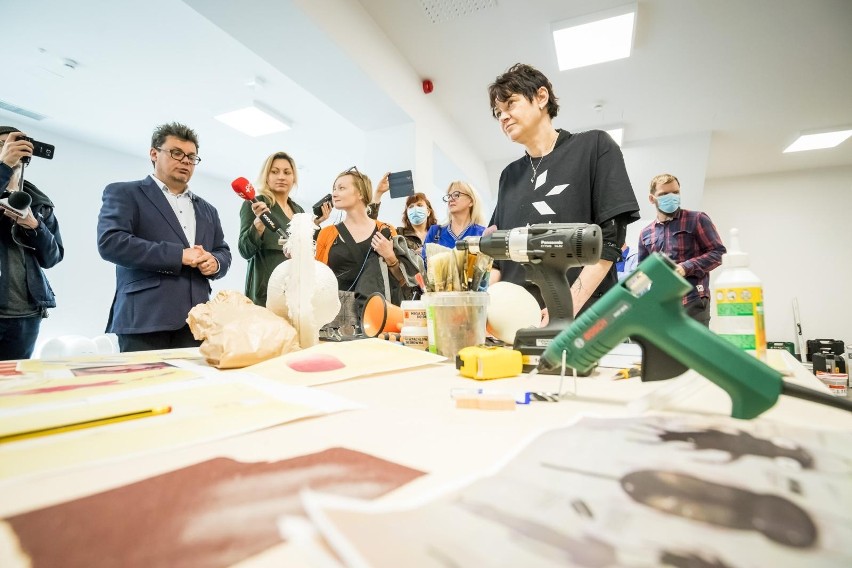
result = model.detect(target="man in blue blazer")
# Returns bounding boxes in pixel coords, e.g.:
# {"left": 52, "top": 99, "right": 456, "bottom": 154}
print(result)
{"left": 97, "top": 122, "right": 231, "bottom": 352}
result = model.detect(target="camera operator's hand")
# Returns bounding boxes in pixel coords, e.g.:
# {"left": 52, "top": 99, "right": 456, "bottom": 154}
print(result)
{"left": 314, "top": 200, "right": 332, "bottom": 225}
{"left": 0, "top": 132, "right": 34, "bottom": 168}
{"left": 2, "top": 205, "right": 38, "bottom": 229}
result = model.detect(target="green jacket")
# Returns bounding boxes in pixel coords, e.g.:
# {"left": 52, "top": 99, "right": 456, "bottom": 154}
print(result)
{"left": 237, "top": 196, "right": 304, "bottom": 306}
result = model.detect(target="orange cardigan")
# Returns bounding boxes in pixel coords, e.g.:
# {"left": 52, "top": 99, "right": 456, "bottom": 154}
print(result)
{"left": 315, "top": 221, "right": 398, "bottom": 264}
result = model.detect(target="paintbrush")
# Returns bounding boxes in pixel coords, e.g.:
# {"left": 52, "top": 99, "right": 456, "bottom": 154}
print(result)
{"left": 426, "top": 243, "right": 453, "bottom": 292}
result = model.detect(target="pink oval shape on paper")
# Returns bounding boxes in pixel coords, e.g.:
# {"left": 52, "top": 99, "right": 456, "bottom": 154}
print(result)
{"left": 287, "top": 354, "right": 345, "bottom": 372}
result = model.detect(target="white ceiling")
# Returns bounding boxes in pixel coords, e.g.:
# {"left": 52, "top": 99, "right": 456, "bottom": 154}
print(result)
{"left": 354, "top": 0, "right": 852, "bottom": 179}
{"left": 1, "top": 0, "right": 850, "bottom": 194}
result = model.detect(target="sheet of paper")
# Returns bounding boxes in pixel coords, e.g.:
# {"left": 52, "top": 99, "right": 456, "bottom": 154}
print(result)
{"left": 241, "top": 338, "right": 445, "bottom": 387}
{"left": 0, "top": 350, "right": 205, "bottom": 408}
{"left": 0, "top": 376, "right": 358, "bottom": 481}
{"left": 305, "top": 413, "right": 852, "bottom": 567}
{"left": 3, "top": 448, "right": 425, "bottom": 568}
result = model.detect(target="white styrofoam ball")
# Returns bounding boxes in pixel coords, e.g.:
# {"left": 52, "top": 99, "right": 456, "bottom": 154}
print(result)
{"left": 39, "top": 335, "right": 99, "bottom": 360}
{"left": 267, "top": 259, "right": 340, "bottom": 326}
{"left": 93, "top": 334, "right": 119, "bottom": 354}
{"left": 486, "top": 281, "right": 541, "bottom": 343}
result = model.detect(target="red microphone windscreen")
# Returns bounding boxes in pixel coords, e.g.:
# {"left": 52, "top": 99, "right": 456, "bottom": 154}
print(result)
{"left": 230, "top": 177, "right": 255, "bottom": 201}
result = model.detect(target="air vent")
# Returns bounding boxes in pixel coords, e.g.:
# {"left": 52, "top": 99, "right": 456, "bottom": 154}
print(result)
{"left": 0, "top": 100, "right": 47, "bottom": 121}
{"left": 419, "top": 0, "right": 498, "bottom": 24}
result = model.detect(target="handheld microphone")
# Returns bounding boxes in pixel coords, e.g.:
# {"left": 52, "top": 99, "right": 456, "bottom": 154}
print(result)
{"left": 231, "top": 177, "right": 287, "bottom": 239}
{"left": 0, "top": 191, "right": 32, "bottom": 219}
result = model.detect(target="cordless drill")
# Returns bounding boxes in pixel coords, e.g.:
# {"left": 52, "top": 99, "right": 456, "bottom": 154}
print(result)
{"left": 538, "top": 253, "right": 783, "bottom": 419}
{"left": 457, "top": 223, "right": 602, "bottom": 373}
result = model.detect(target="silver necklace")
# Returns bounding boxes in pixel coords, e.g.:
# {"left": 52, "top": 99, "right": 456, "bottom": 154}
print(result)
{"left": 528, "top": 133, "right": 558, "bottom": 184}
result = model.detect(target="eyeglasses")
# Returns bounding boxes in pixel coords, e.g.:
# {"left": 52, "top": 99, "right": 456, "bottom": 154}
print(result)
{"left": 343, "top": 165, "right": 364, "bottom": 177}
{"left": 443, "top": 191, "right": 469, "bottom": 202}
{"left": 156, "top": 147, "right": 201, "bottom": 165}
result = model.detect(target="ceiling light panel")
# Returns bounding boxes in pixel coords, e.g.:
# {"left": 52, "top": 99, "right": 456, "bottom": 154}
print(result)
{"left": 0, "top": 99, "right": 47, "bottom": 121}
{"left": 606, "top": 127, "right": 624, "bottom": 146}
{"left": 783, "top": 129, "right": 852, "bottom": 153}
{"left": 552, "top": 3, "right": 637, "bottom": 71}
{"left": 214, "top": 102, "right": 291, "bottom": 137}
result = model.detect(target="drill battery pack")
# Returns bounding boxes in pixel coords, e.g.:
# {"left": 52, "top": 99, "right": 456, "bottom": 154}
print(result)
{"left": 456, "top": 345, "right": 523, "bottom": 380}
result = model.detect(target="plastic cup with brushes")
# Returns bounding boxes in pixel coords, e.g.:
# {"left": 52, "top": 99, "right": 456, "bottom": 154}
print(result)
{"left": 422, "top": 242, "right": 492, "bottom": 358}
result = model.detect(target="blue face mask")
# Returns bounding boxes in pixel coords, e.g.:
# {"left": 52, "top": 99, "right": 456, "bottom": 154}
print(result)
{"left": 655, "top": 193, "right": 681, "bottom": 214}
{"left": 407, "top": 205, "right": 428, "bottom": 225}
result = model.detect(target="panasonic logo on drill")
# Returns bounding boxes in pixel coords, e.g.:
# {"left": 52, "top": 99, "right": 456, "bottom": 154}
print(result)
{"left": 540, "top": 240, "right": 564, "bottom": 246}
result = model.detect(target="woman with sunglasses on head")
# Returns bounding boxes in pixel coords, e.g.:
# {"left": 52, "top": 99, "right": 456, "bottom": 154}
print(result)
{"left": 315, "top": 167, "right": 413, "bottom": 317}
{"left": 423, "top": 181, "right": 486, "bottom": 251}
{"left": 238, "top": 151, "right": 331, "bottom": 307}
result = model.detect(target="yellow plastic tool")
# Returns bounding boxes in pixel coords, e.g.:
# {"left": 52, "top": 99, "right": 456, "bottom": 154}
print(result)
{"left": 456, "top": 345, "right": 523, "bottom": 380}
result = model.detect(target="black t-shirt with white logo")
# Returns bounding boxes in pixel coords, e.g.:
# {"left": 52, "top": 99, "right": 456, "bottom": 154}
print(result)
{"left": 489, "top": 129, "right": 639, "bottom": 307}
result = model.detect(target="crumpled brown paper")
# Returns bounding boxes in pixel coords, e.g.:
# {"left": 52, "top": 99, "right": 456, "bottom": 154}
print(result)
{"left": 187, "top": 290, "right": 299, "bottom": 368}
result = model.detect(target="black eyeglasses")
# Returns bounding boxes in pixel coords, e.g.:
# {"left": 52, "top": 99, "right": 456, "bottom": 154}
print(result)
{"left": 344, "top": 165, "right": 363, "bottom": 177}
{"left": 156, "top": 147, "right": 201, "bottom": 165}
{"left": 443, "top": 191, "right": 469, "bottom": 202}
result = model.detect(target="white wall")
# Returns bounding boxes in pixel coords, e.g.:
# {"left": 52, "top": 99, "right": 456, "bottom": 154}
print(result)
{"left": 16, "top": 125, "right": 249, "bottom": 354}
{"left": 704, "top": 166, "right": 852, "bottom": 349}
{"left": 292, "top": 0, "right": 490, "bottom": 196}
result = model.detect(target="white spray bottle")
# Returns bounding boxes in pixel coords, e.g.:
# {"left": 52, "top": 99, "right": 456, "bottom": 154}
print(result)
{"left": 714, "top": 228, "right": 766, "bottom": 360}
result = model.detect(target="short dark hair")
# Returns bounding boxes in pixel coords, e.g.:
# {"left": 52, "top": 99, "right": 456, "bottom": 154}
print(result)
{"left": 151, "top": 122, "right": 199, "bottom": 150}
{"left": 488, "top": 63, "right": 559, "bottom": 119}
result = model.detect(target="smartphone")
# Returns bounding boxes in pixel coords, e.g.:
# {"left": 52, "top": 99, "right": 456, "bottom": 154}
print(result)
{"left": 20, "top": 136, "right": 55, "bottom": 160}
{"left": 388, "top": 170, "right": 414, "bottom": 198}
{"left": 312, "top": 194, "right": 332, "bottom": 217}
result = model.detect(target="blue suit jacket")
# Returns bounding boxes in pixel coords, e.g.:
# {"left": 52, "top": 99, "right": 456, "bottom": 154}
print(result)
{"left": 97, "top": 176, "right": 231, "bottom": 334}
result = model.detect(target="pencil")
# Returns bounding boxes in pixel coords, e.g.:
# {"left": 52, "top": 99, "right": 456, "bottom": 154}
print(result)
{"left": 0, "top": 405, "right": 172, "bottom": 444}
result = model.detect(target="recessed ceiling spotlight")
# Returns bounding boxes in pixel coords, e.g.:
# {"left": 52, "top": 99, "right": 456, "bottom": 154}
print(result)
{"left": 246, "top": 76, "right": 266, "bottom": 90}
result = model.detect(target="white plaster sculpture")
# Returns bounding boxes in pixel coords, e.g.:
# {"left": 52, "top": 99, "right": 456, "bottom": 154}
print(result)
{"left": 266, "top": 213, "right": 340, "bottom": 347}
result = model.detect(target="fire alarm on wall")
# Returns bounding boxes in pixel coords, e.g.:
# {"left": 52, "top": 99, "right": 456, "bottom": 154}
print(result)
{"left": 422, "top": 79, "right": 433, "bottom": 94}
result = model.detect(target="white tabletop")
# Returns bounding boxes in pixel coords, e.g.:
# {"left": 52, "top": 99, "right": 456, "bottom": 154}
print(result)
{"left": 0, "top": 346, "right": 848, "bottom": 567}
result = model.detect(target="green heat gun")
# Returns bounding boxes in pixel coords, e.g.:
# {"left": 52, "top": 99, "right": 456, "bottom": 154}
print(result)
{"left": 537, "top": 253, "right": 783, "bottom": 419}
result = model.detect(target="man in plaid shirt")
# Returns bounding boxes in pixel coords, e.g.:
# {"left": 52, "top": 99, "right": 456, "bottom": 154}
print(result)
{"left": 637, "top": 173, "right": 726, "bottom": 326}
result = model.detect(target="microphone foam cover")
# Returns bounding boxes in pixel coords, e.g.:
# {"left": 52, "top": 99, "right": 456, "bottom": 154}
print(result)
{"left": 230, "top": 177, "right": 255, "bottom": 200}
{"left": 8, "top": 191, "right": 32, "bottom": 210}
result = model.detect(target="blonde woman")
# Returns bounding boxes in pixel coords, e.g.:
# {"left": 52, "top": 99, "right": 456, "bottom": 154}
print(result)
{"left": 315, "top": 167, "right": 411, "bottom": 316}
{"left": 238, "top": 151, "right": 330, "bottom": 306}
{"left": 423, "top": 181, "right": 486, "bottom": 249}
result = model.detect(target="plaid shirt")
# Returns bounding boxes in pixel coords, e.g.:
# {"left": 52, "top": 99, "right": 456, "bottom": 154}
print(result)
{"left": 637, "top": 209, "right": 726, "bottom": 305}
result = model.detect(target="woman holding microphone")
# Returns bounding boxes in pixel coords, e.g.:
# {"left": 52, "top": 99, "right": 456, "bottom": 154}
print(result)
{"left": 237, "top": 151, "right": 330, "bottom": 306}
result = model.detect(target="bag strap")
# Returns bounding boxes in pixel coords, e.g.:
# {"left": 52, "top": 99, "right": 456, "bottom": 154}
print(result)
{"left": 336, "top": 222, "right": 377, "bottom": 292}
